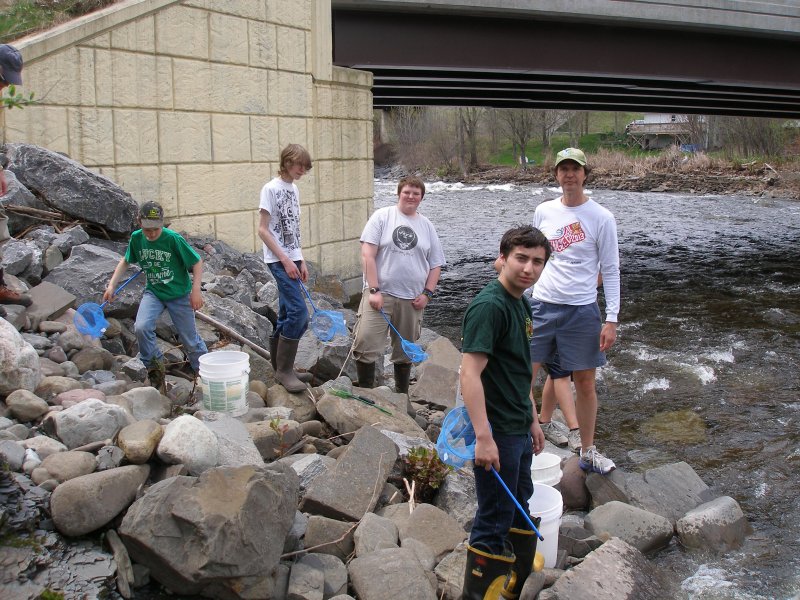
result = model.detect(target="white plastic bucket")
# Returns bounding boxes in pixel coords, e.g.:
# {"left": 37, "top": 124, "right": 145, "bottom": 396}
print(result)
{"left": 198, "top": 351, "right": 250, "bottom": 417}
{"left": 528, "top": 483, "right": 563, "bottom": 568}
{"left": 531, "top": 452, "right": 563, "bottom": 487}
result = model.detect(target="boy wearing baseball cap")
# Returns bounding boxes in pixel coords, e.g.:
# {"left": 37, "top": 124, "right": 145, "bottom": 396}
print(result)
{"left": 104, "top": 201, "right": 207, "bottom": 390}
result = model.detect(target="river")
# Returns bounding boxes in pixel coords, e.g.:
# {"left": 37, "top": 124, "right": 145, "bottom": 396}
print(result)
{"left": 374, "top": 179, "right": 800, "bottom": 600}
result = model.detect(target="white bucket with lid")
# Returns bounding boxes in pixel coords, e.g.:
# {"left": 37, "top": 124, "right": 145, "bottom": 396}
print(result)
{"left": 198, "top": 351, "right": 250, "bottom": 417}
{"left": 528, "top": 482, "right": 563, "bottom": 568}
{"left": 531, "top": 452, "right": 563, "bottom": 486}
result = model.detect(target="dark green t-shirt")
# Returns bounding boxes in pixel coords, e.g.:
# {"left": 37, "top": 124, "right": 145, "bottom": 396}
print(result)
{"left": 461, "top": 279, "right": 534, "bottom": 435}
{"left": 125, "top": 228, "right": 200, "bottom": 301}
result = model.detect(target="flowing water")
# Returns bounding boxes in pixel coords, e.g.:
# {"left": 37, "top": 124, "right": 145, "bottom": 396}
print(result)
{"left": 374, "top": 179, "right": 800, "bottom": 600}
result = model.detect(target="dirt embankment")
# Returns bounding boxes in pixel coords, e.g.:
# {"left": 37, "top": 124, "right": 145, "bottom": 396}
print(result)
{"left": 461, "top": 164, "right": 800, "bottom": 200}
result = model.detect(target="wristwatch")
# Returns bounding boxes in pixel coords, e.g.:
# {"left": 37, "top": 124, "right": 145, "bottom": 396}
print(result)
{"left": 369, "top": 287, "right": 380, "bottom": 294}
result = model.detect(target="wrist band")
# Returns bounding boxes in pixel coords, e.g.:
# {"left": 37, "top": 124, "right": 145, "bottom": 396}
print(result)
{"left": 422, "top": 288, "right": 434, "bottom": 299}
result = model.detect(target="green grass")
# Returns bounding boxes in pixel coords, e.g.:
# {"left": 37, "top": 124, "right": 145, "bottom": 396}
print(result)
{"left": 489, "top": 130, "right": 645, "bottom": 166}
{"left": 0, "top": 1, "right": 117, "bottom": 43}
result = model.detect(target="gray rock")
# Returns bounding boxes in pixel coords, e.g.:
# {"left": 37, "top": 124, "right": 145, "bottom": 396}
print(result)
{"left": 0, "top": 319, "right": 42, "bottom": 394}
{"left": 301, "top": 426, "right": 398, "bottom": 521}
{"left": 288, "top": 553, "right": 325, "bottom": 600}
{"left": 21, "top": 333, "right": 52, "bottom": 351}
{"left": 119, "top": 464, "right": 298, "bottom": 597}
{"left": 296, "top": 334, "right": 363, "bottom": 384}
{"left": 0, "top": 238, "right": 34, "bottom": 275}
{"left": 584, "top": 501, "right": 674, "bottom": 553}
{"left": 303, "top": 515, "right": 356, "bottom": 561}
{"left": 121, "top": 387, "right": 171, "bottom": 421}
{"left": 42, "top": 244, "right": 63, "bottom": 274}
{"left": 625, "top": 462, "right": 711, "bottom": 524}
{"left": 354, "top": 512, "right": 399, "bottom": 556}
{"left": 519, "top": 570, "right": 547, "bottom": 600}
{"left": 0, "top": 440, "right": 25, "bottom": 471}
{"left": 5, "top": 389, "right": 49, "bottom": 422}
{"left": 348, "top": 547, "right": 437, "bottom": 600}
{"left": 38, "top": 357, "right": 66, "bottom": 377}
{"left": 247, "top": 418, "right": 303, "bottom": 461}
{"left": 201, "top": 293, "right": 274, "bottom": 351}
{"left": 52, "top": 226, "right": 90, "bottom": 255}
{"left": 585, "top": 468, "right": 630, "bottom": 507}
{"left": 26, "top": 281, "right": 77, "bottom": 326}
{"left": 434, "top": 468, "right": 477, "bottom": 532}
{"left": 51, "top": 464, "right": 150, "bottom": 536}
{"left": 1, "top": 303, "right": 28, "bottom": 330}
{"left": 434, "top": 542, "right": 468, "bottom": 600}
{"left": 5, "top": 143, "right": 139, "bottom": 233}
{"left": 121, "top": 357, "right": 148, "bottom": 382}
{"left": 544, "top": 537, "right": 675, "bottom": 599}
{"left": 96, "top": 444, "right": 125, "bottom": 471}
{"left": 401, "top": 537, "right": 437, "bottom": 571}
{"left": 156, "top": 414, "right": 219, "bottom": 475}
{"left": 202, "top": 413, "right": 264, "bottom": 468}
{"left": 676, "top": 495, "right": 752, "bottom": 552}
{"left": 70, "top": 346, "right": 114, "bottom": 374}
{"left": 409, "top": 336, "right": 461, "bottom": 410}
{"left": 561, "top": 456, "right": 590, "bottom": 510}
{"left": 266, "top": 384, "right": 317, "bottom": 423}
{"left": 39, "top": 321, "right": 68, "bottom": 334}
{"left": 398, "top": 503, "right": 468, "bottom": 561}
{"left": 56, "top": 329, "right": 86, "bottom": 353}
{"left": 45, "top": 344, "right": 69, "bottom": 363}
{"left": 0, "top": 168, "right": 51, "bottom": 233}
{"left": 35, "top": 375, "right": 83, "bottom": 401}
{"left": 43, "top": 398, "right": 133, "bottom": 449}
{"left": 20, "top": 434, "right": 68, "bottom": 459}
{"left": 316, "top": 389, "right": 426, "bottom": 437}
{"left": 285, "top": 453, "right": 337, "bottom": 494}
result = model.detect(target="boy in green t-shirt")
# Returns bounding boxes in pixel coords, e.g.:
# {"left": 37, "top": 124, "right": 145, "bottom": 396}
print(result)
{"left": 104, "top": 201, "right": 207, "bottom": 390}
{"left": 460, "top": 225, "right": 549, "bottom": 600}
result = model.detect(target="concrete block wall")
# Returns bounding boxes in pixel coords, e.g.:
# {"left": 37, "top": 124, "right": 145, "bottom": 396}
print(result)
{"left": 2, "top": 0, "right": 373, "bottom": 289}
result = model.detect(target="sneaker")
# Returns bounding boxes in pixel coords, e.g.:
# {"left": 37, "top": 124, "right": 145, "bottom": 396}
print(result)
{"left": 579, "top": 445, "right": 616, "bottom": 474}
{"left": 540, "top": 421, "right": 568, "bottom": 447}
{"left": 567, "top": 429, "right": 582, "bottom": 453}
{"left": 0, "top": 285, "right": 32, "bottom": 306}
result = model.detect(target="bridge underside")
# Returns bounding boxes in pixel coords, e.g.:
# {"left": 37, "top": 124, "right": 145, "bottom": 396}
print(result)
{"left": 332, "top": 10, "right": 800, "bottom": 118}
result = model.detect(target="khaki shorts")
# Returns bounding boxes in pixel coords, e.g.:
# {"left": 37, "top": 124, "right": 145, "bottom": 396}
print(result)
{"left": 352, "top": 292, "right": 423, "bottom": 364}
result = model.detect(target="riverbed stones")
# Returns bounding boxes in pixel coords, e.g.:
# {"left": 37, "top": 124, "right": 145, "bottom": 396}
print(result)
{"left": 434, "top": 541, "right": 468, "bottom": 600}
{"left": 676, "top": 495, "right": 751, "bottom": 552}
{"left": 303, "top": 516, "right": 356, "bottom": 561}
{"left": 120, "top": 387, "right": 171, "bottom": 421}
{"left": 0, "top": 319, "right": 42, "bottom": 394}
{"left": 626, "top": 461, "right": 713, "bottom": 524}
{"left": 0, "top": 440, "right": 26, "bottom": 471}
{"left": 584, "top": 501, "right": 674, "bottom": 553}
{"left": 20, "top": 434, "right": 67, "bottom": 459}
{"left": 26, "top": 280, "right": 77, "bottom": 325}
{"left": 71, "top": 346, "right": 114, "bottom": 373}
{"left": 52, "top": 388, "right": 106, "bottom": 406}
{"left": 348, "top": 547, "right": 437, "bottom": 600}
{"left": 119, "top": 464, "right": 298, "bottom": 597}
{"left": 5, "top": 389, "right": 49, "bottom": 422}
{"left": 316, "top": 387, "right": 426, "bottom": 437}
{"left": 50, "top": 464, "right": 150, "bottom": 536}
{"left": 398, "top": 503, "right": 467, "bottom": 561}
{"left": 118, "top": 420, "right": 163, "bottom": 464}
{"left": 540, "top": 536, "right": 675, "bottom": 600}
{"left": 301, "top": 426, "right": 397, "bottom": 521}
{"left": 409, "top": 336, "right": 461, "bottom": 410}
{"left": 203, "top": 414, "right": 264, "bottom": 468}
{"left": 39, "top": 450, "right": 96, "bottom": 483}
{"left": 246, "top": 418, "right": 303, "bottom": 461}
{"left": 266, "top": 384, "right": 318, "bottom": 423}
{"left": 156, "top": 415, "right": 219, "bottom": 476}
{"left": 354, "top": 512, "right": 399, "bottom": 556}
{"left": 34, "top": 376, "right": 83, "bottom": 401}
{"left": 43, "top": 398, "right": 133, "bottom": 450}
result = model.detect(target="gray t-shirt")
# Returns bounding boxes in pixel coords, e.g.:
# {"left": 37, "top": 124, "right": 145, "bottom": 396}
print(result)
{"left": 259, "top": 177, "right": 303, "bottom": 263}
{"left": 360, "top": 206, "right": 446, "bottom": 299}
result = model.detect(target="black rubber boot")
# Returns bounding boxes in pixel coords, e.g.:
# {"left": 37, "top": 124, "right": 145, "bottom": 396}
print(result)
{"left": 394, "top": 362, "right": 411, "bottom": 394}
{"left": 462, "top": 544, "right": 516, "bottom": 600}
{"left": 355, "top": 361, "right": 376, "bottom": 388}
{"left": 270, "top": 335, "right": 312, "bottom": 382}
{"left": 275, "top": 335, "right": 307, "bottom": 393}
{"left": 147, "top": 358, "right": 167, "bottom": 394}
{"left": 504, "top": 522, "right": 543, "bottom": 598}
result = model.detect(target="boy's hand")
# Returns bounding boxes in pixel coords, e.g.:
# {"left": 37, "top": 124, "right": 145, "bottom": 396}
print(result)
{"left": 282, "top": 257, "right": 300, "bottom": 279}
{"left": 531, "top": 422, "right": 545, "bottom": 455}
{"left": 190, "top": 288, "right": 203, "bottom": 310}
{"left": 600, "top": 322, "right": 617, "bottom": 351}
{"left": 474, "top": 435, "right": 500, "bottom": 472}
{"left": 299, "top": 261, "right": 309, "bottom": 283}
{"left": 102, "top": 285, "right": 116, "bottom": 303}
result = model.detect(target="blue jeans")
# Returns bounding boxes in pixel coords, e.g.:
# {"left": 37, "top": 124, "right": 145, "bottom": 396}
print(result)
{"left": 267, "top": 261, "right": 308, "bottom": 340}
{"left": 469, "top": 432, "right": 534, "bottom": 555}
{"left": 135, "top": 290, "right": 208, "bottom": 372}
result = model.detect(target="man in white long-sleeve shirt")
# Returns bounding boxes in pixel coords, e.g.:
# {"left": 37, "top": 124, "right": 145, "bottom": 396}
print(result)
{"left": 530, "top": 147, "right": 620, "bottom": 474}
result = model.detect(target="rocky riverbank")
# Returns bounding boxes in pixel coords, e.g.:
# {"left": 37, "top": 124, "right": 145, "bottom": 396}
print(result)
{"left": 1, "top": 144, "right": 753, "bottom": 600}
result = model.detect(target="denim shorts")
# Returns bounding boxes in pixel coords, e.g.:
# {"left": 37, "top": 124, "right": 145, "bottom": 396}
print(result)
{"left": 529, "top": 300, "right": 606, "bottom": 371}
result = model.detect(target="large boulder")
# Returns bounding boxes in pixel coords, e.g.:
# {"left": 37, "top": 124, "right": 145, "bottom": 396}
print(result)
{"left": 200, "top": 294, "right": 273, "bottom": 350}
{"left": 119, "top": 464, "right": 298, "bottom": 597}
{"left": 348, "top": 547, "right": 437, "bottom": 600}
{"left": 409, "top": 336, "right": 461, "bottom": 410}
{"left": 0, "top": 318, "right": 42, "bottom": 394}
{"left": 5, "top": 143, "right": 138, "bottom": 234}
{"left": 0, "top": 168, "right": 51, "bottom": 234}
{"left": 676, "top": 496, "right": 751, "bottom": 552}
{"left": 156, "top": 415, "right": 219, "bottom": 476}
{"left": 316, "top": 388, "right": 426, "bottom": 437}
{"left": 584, "top": 501, "right": 674, "bottom": 553}
{"left": 42, "top": 398, "right": 133, "bottom": 449}
{"left": 45, "top": 245, "right": 143, "bottom": 316}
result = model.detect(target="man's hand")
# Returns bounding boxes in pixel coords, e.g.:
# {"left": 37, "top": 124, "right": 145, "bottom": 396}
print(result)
{"left": 190, "top": 288, "right": 203, "bottom": 310}
{"left": 600, "top": 322, "right": 617, "bottom": 352}
{"left": 531, "top": 422, "right": 545, "bottom": 455}
{"left": 410, "top": 293, "right": 429, "bottom": 310}
{"left": 368, "top": 291, "right": 384, "bottom": 311}
{"left": 474, "top": 434, "right": 500, "bottom": 472}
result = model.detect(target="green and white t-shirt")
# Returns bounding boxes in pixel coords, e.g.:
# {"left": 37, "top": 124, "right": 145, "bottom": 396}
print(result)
{"left": 125, "top": 228, "right": 201, "bottom": 301}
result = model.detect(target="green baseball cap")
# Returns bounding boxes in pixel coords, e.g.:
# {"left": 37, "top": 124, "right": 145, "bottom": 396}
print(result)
{"left": 554, "top": 147, "right": 587, "bottom": 167}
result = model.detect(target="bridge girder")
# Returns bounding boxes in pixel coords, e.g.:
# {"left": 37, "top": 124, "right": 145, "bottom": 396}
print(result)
{"left": 332, "top": 9, "right": 800, "bottom": 117}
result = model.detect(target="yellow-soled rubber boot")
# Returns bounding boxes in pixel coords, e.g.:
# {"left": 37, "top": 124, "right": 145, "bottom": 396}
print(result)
{"left": 462, "top": 544, "right": 517, "bottom": 600}
{"left": 503, "top": 520, "right": 543, "bottom": 599}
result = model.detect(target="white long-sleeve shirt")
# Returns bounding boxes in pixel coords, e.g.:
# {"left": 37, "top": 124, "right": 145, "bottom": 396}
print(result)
{"left": 531, "top": 197, "right": 620, "bottom": 322}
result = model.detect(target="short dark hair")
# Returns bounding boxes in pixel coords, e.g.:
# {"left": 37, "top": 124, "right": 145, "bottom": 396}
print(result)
{"left": 397, "top": 176, "right": 425, "bottom": 198}
{"left": 279, "top": 144, "right": 312, "bottom": 176}
{"left": 500, "top": 225, "right": 551, "bottom": 262}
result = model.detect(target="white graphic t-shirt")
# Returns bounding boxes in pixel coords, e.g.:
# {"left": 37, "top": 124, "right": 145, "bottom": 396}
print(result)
{"left": 360, "top": 206, "right": 446, "bottom": 299}
{"left": 259, "top": 177, "right": 303, "bottom": 263}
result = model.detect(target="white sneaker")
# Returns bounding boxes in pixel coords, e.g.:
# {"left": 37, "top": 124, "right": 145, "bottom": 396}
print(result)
{"left": 579, "top": 445, "right": 616, "bottom": 474}
{"left": 540, "top": 421, "right": 568, "bottom": 447}
{"left": 567, "top": 429, "right": 581, "bottom": 453}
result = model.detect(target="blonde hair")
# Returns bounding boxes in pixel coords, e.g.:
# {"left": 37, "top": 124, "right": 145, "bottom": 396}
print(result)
{"left": 279, "top": 144, "right": 312, "bottom": 176}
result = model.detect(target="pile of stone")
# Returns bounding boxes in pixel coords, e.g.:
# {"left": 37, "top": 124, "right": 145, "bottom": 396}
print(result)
{"left": 0, "top": 144, "right": 752, "bottom": 600}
